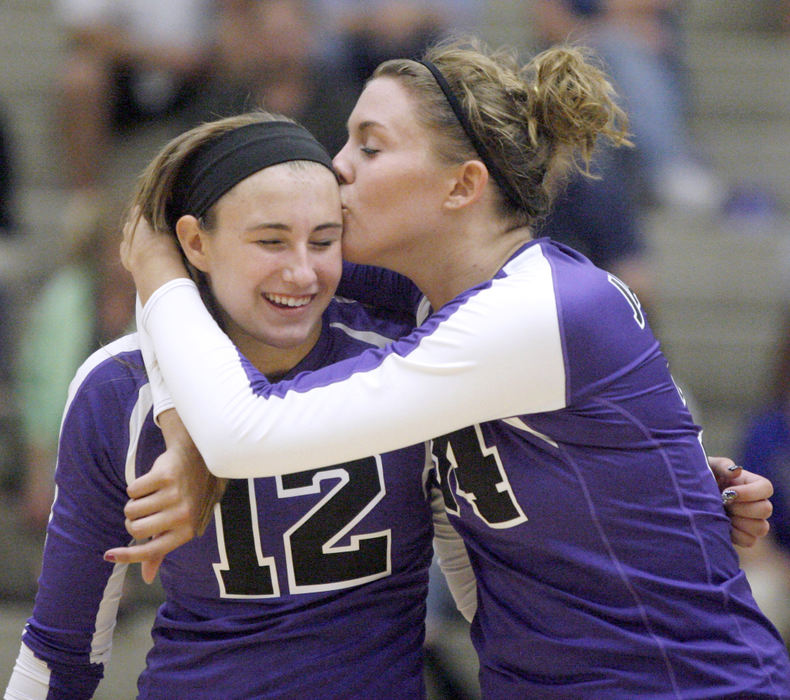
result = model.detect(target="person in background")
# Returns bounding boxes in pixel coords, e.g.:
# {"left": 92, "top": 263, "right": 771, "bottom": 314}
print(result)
{"left": 0, "top": 102, "right": 18, "bottom": 235}
{"left": 737, "top": 306, "right": 790, "bottom": 646}
{"left": 0, "top": 101, "right": 21, "bottom": 494}
{"left": 314, "top": 0, "right": 484, "bottom": 92}
{"left": 15, "top": 207, "right": 135, "bottom": 531}
{"left": 195, "top": 0, "right": 356, "bottom": 156}
{"left": 54, "top": 0, "right": 215, "bottom": 237}
{"left": 531, "top": 0, "right": 728, "bottom": 213}
{"left": 535, "top": 142, "right": 655, "bottom": 315}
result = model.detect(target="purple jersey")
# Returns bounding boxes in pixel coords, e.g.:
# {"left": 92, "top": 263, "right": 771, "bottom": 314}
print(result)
{"left": 15, "top": 298, "right": 433, "bottom": 699}
{"left": 135, "top": 239, "right": 790, "bottom": 698}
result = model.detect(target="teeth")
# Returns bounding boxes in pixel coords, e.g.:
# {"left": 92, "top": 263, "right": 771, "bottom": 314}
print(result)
{"left": 266, "top": 293, "right": 311, "bottom": 308}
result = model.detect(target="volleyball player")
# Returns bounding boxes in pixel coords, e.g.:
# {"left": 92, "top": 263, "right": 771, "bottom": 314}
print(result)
{"left": 5, "top": 113, "right": 439, "bottom": 699}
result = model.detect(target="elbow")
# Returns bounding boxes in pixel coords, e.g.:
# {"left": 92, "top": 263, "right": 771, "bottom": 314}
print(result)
{"left": 190, "top": 434, "right": 239, "bottom": 479}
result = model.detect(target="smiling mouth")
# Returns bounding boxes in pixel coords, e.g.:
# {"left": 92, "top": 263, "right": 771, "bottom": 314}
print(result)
{"left": 264, "top": 293, "right": 312, "bottom": 308}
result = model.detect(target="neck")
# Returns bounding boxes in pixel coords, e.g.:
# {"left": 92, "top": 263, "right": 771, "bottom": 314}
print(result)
{"left": 410, "top": 222, "right": 533, "bottom": 310}
{"left": 224, "top": 317, "right": 322, "bottom": 380}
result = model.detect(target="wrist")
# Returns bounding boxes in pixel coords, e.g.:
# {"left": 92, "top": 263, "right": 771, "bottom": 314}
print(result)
{"left": 133, "top": 256, "right": 190, "bottom": 306}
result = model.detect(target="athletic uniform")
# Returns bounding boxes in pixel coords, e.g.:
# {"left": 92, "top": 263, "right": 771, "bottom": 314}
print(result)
{"left": 6, "top": 298, "right": 434, "bottom": 700}
{"left": 134, "top": 238, "right": 790, "bottom": 698}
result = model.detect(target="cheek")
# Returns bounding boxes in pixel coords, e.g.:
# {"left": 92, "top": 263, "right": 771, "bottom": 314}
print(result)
{"left": 317, "top": 254, "right": 343, "bottom": 289}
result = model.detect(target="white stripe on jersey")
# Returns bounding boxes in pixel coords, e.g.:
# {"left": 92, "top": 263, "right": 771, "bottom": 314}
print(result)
{"left": 55, "top": 332, "right": 152, "bottom": 665}
{"left": 328, "top": 322, "right": 398, "bottom": 348}
{"left": 502, "top": 416, "right": 558, "bottom": 448}
{"left": 91, "top": 342, "right": 152, "bottom": 665}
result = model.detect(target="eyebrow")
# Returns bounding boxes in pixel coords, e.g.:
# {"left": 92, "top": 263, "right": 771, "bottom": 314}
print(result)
{"left": 245, "top": 221, "right": 342, "bottom": 233}
{"left": 348, "top": 119, "right": 382, "bottom": 134}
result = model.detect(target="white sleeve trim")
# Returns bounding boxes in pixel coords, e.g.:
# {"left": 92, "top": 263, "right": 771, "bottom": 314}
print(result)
{"left": 431, "top": 486, "right": 477, "bottom": 622}
{"left": 141, "top": 250, "right": 566, "bottom": 478}
{"left": 136, "top": 295, "right": 174, "bottom": 423}
{"left": 4, "top": 643, "right": 51, "bottom": 700}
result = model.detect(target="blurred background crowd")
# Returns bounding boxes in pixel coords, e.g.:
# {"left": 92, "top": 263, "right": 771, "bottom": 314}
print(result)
{"left": 1, "top": 1, "right": 789, "bottom": 698}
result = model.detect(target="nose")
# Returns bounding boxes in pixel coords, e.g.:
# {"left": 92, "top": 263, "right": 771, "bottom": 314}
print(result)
{"left": 282, "top": 246, "right": 317, "bottom": 286}
{"left": 332, "top": 143, "right": 352, "bottom": 185}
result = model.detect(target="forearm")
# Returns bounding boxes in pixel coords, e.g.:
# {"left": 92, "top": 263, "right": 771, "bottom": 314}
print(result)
{"left": 139, "top": 278, "right": 564, "bottom": 478}
{"left": 157, "top": 408, "right": 226, "bottom": 535}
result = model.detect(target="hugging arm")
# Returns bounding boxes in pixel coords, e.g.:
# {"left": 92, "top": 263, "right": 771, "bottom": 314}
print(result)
{"left": 107, "top": 439, "right": 777, "bottom": 577}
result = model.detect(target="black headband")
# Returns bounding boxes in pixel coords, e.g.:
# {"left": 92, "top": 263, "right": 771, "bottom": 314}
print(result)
{"left": 167, "top": 121, "right": 335, "bottom": 229}
{"left": 418, "top": 60, "right": 521, "bottom": 209}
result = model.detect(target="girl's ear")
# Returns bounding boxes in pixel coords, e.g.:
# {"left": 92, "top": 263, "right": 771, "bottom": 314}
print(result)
{"left": 175, "top": 215, "right": 210, "bottom": 272}
{"left": 444, "top": 159, "right": 488, "bottom": 210}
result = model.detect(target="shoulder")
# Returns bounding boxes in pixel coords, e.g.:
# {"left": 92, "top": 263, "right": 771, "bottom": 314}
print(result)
{"left": 325, "top": 297, "right": 415, "bottom": 349}
{"left": 517, "top": 239, "right": 644, "bottom": 325}
{"left": 507, "top": 240, "right": 660, "bottom": 388}
{"left": 66, "top": 333, "right": 147, "bottom": 408}
{"left": 59, "top": 334, "right": 153, "bottom": 473}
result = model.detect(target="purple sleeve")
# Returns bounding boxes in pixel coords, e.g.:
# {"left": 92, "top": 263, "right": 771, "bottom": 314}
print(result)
{"left": 21, "top": 359, "right": 142, "bottom": 698}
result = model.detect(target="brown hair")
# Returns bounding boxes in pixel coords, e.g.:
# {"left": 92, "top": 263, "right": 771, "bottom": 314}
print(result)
{"left": 373, "top": 36, "right": 631, "bottom": 227}
{"left": 126, "top": 111, "right": 298, "bottom": 321}
{"left": 128, "top": 111, "right": 297, "bottom": 235}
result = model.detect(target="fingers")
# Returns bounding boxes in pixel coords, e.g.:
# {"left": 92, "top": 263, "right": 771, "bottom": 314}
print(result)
{"left": 124, "top": 499, "right": 193, "bottom": 542}
{"left": 141, "top": 557, "right": 164, "bottom": 585}
{"left": 733, "top": 470, "right": 774, "bottom": 499}
{"left": 724, "top": 495, "right": 773, "bottom": 521}
{"left": 123, "top": 485, "right": 180, "bottom": 526}
{"left": 104, "top": 527, "right": 191, "bottom": 577}
{"left": 729, "top": 517, "right": 770, "bottom": 548}
{"left": 125, "top": 469, "right": 165, "bottom": 500}
{"left": 707, "top": 455, "right": 739, "bottom": 490}
{"left": 720, "top": 470, "right": 774, "bottom": 516}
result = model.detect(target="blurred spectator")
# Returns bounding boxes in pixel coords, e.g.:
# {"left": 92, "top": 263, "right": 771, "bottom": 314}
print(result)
{"left": 525, "top": 4, "right": 656, "bottom": 312}
{"left": 194, "top": 0, "right": 357, "bottom": 156}
{"left": 0, "top": 102, "right": 19, "bottom": 379}
{"left": 0, "top": 101, "right": 22, "bottom": 493}
{"left": 534, "top": 144, "right": 656, "bottom": 315}
{"left": 741, "top": 310, "right": 790, "bottom": 644}
{"left": 531, "top": 0, "right": 727, "bottom": 213}
{"left": 14, "top": 205, "right": 135, "bottom": 531}
{"left": 54, "top": 0, "right": 216, "bottom": 235}
{"left": 314, "top": 0, "right": 484, "bottom": 92}
{"left": 0, "top": 102, "right": 18, "bottom": 235}
{"left": 779, "top": 0, "right": 790, "bottom": 31}
{"left": 737, "top": 307, "right": 790, "bottom": 643}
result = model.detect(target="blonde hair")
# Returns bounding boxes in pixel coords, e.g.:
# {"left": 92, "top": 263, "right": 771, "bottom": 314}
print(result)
{"left": 373, "top": 36, "right": 631, "bottom": 226}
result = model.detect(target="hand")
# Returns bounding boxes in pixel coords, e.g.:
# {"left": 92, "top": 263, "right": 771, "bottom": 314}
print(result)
{"left": 708, "top": 456, "right": 773, "bottom": 548}
{"left": 120, "top": 208, "right": 189, "bottom": 305}
{"left": 103, "top": 411, "right": 227, "bottom": 583}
